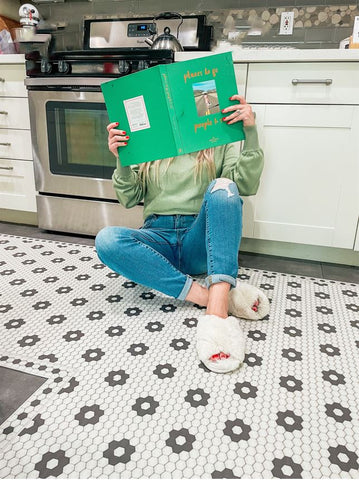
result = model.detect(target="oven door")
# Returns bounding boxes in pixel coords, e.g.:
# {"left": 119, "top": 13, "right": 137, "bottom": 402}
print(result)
{"left": 27, "top": 78, "right": 117, "bottom": 200}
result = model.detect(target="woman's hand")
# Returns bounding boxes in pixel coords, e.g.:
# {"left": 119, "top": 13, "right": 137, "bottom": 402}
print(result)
{"left": 222, "top": 95, "right": 256, "bottom": 127}
{"left": 107, "top": 122, "right": 129, "bottom": 158}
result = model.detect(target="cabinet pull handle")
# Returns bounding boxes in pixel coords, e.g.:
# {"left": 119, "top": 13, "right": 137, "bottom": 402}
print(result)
{"left": 0, "top": 142, "right": 11, "bottom": 146}
{"left": 0, "top": 111, "right": 8, "bottom": 115}
{"left": 0, "top": 78, "right": 5, "bottom": 82}
{"left": 292, "top": 79, "right": 333, "bottom": 86}
{"left": 0, "top": 166, "right": 14, "bottom": 170}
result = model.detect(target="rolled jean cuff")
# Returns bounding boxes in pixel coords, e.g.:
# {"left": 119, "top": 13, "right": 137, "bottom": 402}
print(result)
{"left": 205, "top": 274, "right": 237, "bottom": 289}
{"left": 177, "top": 275, "right": 194, "bottom": 301}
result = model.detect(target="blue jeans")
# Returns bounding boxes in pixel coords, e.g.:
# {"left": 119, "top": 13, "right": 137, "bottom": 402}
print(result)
{"left": 95, "top": 178, "right": 243, "bottom": 300}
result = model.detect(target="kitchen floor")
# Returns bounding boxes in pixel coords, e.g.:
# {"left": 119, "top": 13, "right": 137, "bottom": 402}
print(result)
{"left": 1, "top": 222, "right": 358, "bottom": 284}
{"left": 0, "top": 221, "right": 358, "bottom": 479}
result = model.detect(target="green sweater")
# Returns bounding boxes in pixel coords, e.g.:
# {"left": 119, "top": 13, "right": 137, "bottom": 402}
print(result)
{"left": 112, "top": 125, "right": 264, "bottom": 220}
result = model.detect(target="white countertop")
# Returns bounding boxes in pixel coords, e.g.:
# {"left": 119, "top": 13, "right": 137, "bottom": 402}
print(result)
{"left": 2, "top": 49, "right": 359, "bottom": 65}
{"left": 176, "top": 47, "right": 359, "bottom": 63}
{"left": 0, "top": 54, "right": 25, "bottom": 63}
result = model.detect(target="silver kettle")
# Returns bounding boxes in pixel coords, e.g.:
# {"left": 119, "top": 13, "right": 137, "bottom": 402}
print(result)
{"left": 145, "top": 12, "right": 184, "bottom": 52}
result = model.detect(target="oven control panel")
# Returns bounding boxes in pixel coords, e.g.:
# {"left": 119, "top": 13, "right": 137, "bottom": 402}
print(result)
{"left": 127, "top": 23, "right": 155, "bottom": 37}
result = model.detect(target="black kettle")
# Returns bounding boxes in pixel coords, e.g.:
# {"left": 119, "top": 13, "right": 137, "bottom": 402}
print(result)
{"left": 145, "top": 12, "right": 184, "bottom": 52}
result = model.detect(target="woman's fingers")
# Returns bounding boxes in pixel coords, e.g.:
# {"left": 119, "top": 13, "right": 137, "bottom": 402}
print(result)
{"left": 106, "top": 123, "right": 130, "bottom": 157}
{"left": 229, "top": 94, "right": 247, "bottom": 104}
{"left": 106, "top": 122, "right": 119, "bottom": 132}
{"left": 109, "top": 136, "right": 129, "bottom": 148}
{"left": 222, "top": 103, "right": 255, "bottom": 126}
{"left": 224, "top": 110, "right": 245, "bottom": 125}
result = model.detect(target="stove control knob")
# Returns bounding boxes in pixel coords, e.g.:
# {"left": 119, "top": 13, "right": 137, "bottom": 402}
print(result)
{"left": 138, "top": 60, "right": 149, "bottom": 71}
{"left": 41, "top": 58, "right": 52, "bottom": 74}
{"left": 58, "top": 60, "right": 70, "bottom": 74}
{"left": 118, "top": 60, "right": 131, "bottom": 75}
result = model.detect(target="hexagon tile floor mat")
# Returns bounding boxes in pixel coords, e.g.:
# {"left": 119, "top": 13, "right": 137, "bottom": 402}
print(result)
{"left": 0, "top": 234, "right": 358, "bottom": 479}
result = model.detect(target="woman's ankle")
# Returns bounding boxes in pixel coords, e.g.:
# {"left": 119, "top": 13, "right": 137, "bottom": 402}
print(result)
{"left": 185, "top": 282, "right": 208, "bottom": 307}
{"left": 206, "top": 282, "right": 231, "bottom": 318}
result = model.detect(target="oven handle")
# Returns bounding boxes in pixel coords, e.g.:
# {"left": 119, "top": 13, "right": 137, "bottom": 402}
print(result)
{"left": 25, "top": 77, "right": 111, "bottom": 89}
{"left": 26, "top": 85, "right": 103, "bottom": 92}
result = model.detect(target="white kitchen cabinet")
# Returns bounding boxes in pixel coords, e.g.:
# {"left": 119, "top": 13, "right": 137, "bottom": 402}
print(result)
{"left": 245, "top": 104, "right": 358, "bottom": 249}
{"left": 0, "top": 158, "right": 36, "bottom": 211}
{"left": 242, "top": 61, "right": 359, "bottom": 250}
{"left": 0, "top": 58, "right": 36, "bottom": 214}
{"left": 234, "top": 63, "right": 247, "bottom": 98}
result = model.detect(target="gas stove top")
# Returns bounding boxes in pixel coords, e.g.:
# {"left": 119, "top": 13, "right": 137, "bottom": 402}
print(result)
{"left": 25, "top": 48, "right": 174, "bottom": 77}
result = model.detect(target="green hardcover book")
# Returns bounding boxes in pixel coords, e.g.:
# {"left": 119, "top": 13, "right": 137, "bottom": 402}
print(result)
{"left": 101, "top": 52, "right": 244, "bottom": 166}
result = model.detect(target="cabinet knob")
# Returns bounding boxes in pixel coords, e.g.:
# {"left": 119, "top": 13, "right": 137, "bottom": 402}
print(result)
{"left": 292, "top": 79, "right": 333, "bottom": 86}
{"left": 0, "top": 78, "right": 5, "bottom": 82}
{"left": 0, "top": 142, "right": 11, "bottom": 146}
{"left": 0, "top": 165, "right": 14, "bottom": 170}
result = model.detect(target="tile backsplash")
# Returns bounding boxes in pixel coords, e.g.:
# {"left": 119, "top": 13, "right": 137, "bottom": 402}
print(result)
{"left": 36, "top": 0, "right": 359, "bottom": 50}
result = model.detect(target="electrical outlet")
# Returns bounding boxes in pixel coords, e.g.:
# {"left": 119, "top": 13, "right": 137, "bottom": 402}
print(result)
{"left": 279, "top": 12, "right": 294, "bottom": 35}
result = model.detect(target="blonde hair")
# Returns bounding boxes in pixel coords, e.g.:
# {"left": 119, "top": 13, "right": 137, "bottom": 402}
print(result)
{"left": 138, "top": 148, "right": 216, "bottom": 185}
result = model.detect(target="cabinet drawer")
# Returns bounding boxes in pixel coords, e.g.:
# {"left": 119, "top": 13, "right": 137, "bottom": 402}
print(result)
{"left": 0, "top": 129, "right": 32, "bottom": 160}
{"left": 0, "top": 98, "right": 30, "bottom": 129}
{"left": 246, "top": 62, "right": 359, "bottom": 105}
{"left": 0, "top": 158, "right": 36, "bottom": 212}
{"left": 0, "top": 64, "right": 27, "bottom": 97}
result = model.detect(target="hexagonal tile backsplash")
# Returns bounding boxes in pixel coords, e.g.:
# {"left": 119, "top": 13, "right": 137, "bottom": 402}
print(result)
{"left": 0, "top": 234, "right": 358, "bottom": 478}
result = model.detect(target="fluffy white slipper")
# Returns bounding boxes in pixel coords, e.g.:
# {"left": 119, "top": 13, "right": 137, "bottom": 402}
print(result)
{"left": 196, "top": 315, "right": 245, "bottom": 373}
{"left": 228, "top": 283, "right": 270, "bottom": 320}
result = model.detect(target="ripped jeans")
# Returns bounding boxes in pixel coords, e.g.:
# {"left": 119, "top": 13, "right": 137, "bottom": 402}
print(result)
{"left": 95, "top": 178, "right": 243, "bottom": 300}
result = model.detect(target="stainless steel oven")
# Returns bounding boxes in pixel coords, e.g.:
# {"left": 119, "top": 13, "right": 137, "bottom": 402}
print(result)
{"left": 25, "top": 49, "right": 174, "bottom": 235}
{"left": 26, "top": 76, "right": 144, "bottom": 235}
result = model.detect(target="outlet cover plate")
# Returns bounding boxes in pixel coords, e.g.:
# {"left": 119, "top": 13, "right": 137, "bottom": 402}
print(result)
{"left": 279, "top": 11, "right": 294, "bottom": 35}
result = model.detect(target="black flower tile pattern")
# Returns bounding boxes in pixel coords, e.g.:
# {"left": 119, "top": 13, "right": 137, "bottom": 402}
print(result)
{"left": 103, "top": 439, "right": 135, "bottom": 465}
{"left": 153, "top": 363, "right": 177, "bottom": 379}
{"left": 184, "top": 388, "right": 210, "bottom": 407}
{"left": 223, "top": 418, "right": 251, "bottom": 442}
{"left": 234, "top": 381, "right": 258, "bottom": 399}
{"left": 0, "top": 234, "right": 358, "bottom": 479}
{"left": 132, "top": 396, "right": 159, "bottom": 416}
{"left": 34, "top": 449, "right": 70, "bottom": 478}
{"left": 272, "top": 456, "right": 303, "bottom": 478}
{"left": 105, "top": 369, "right": 129, "bottom": 386}
{"left": 75, "top": 404, "right": 105, "bottom": 426}
{"left": 166, "top": 428, "right": 196, "bottom": 453}
{"left": 276, "top": 410, "right": 304, "bottom": 432}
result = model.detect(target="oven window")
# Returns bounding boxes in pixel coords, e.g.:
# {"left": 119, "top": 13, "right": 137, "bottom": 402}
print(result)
{"left": 46, "top": 101, "right": 115, "bottom": 179}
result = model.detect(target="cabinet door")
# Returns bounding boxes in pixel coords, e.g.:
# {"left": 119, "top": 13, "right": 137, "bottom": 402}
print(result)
{"left": 0, "top": 158, "right": 36, "bottom": 212}
{"left": 244, "top": 104, "right": 359, "bottom": 249}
